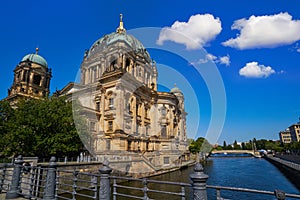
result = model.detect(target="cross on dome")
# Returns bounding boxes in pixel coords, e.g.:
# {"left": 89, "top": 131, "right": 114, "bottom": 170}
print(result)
{"left": 116, "top": 13, "right": 126, "bottom": 34}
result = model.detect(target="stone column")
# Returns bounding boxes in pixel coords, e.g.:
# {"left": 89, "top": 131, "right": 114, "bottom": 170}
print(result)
{"left": 29, "top": 72, "right": 34, "bottom": 84}
{"left": 43, "top": 157, "right": 57, "bottom": 200}
{"left": 116, "top": 83, "right": 124, "bottom": 130}
{"left": 99, "top": 160, "right": 112, "bottom": 200}
{"left": 6, "top": 155, "right": 24, "bottom": 199}
{"left": 190, "top": 163, "right": 209, "bottom": 200}
{"left": 40, "top": 76, "right": 45, "bottom": 87}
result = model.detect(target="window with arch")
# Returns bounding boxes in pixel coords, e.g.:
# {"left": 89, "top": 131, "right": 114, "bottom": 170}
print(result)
{"left": 106, "top": 92, "right": 114, "bottom": 109}
{"left": 96, "top": 102, "right": 100, "bottom": 111}
{"left": 109, "top": 98, "right": 114, "bottom": 108}
{"left": 125, "top": 58, "right": 130, "bottom": 71}
{"left": 161, "top": 125, "right": 167, "bottom": 138}
{"left": 127, "top": 102, "right": 131, "bottom": 113}
{"left": 33, "top": 74, "right": 41, "bottom": 86}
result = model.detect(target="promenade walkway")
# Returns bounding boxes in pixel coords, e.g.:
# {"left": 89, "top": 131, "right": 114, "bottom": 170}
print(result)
{"left": 275, "top": 154, "right": 300, "bottom": 165}
{"left": 266, "top": 155, "right": 300, "bottom": 171}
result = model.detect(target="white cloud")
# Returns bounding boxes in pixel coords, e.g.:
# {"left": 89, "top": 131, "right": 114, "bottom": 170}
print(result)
{"left": 295, "top": 44, "right": 300, "bottom": 53}
{"left": 239, "top": 62, "right": 275, "bottom": 78}
{"left": 223, "top": 12, "right": 300, "bottom": 49}
{"left": 219, "top": 55, "right": 230, "bottom": 66}
{"left": 192, "top": 53, "right": 230, "bottom": 66}
{"left": 206, "top": 53, "right": 217, "bottom": 61}
{"left": 157, "top": 14, "right": 222, "bottom": 49}
{"left": 197, "top": 53, "right": 217, "bottom": 64}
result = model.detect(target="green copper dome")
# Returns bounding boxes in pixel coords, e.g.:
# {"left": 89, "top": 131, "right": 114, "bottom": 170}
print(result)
{"left": 21, "top": 53, "right": 48, "bottom": 68}
{"left": 86, "top": 15, "right": 151, "bottom": 62}
{"left": 87, "top": 32, "right": 151, "bottom": 62}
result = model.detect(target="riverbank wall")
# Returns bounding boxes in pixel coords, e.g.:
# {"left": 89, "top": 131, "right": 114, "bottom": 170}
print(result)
{"left": 264, "top": 155, "right": 300, "bottom": 190}
{"left": 38, "top": 159, "right": 196, "bottom": 179}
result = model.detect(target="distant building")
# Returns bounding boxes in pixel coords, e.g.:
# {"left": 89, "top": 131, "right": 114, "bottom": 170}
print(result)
{"left": 5, "top": 48, "right": 52, "bottom": 104}
{"left": 279, "top": 129, "right": 292, "bottom": 144}
{"left": 289, "top": 122, "right": 300, "bottom": 142}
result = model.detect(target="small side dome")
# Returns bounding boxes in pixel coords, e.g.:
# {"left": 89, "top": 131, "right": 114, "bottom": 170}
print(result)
{"left": 170, "top": 85, "right": 183, "bottom": 94}
{"left": 21, "top": 48, "right": 48, "bottom": 68}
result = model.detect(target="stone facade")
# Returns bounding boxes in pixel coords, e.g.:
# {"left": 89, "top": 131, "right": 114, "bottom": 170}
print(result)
{"left": 60, "top": 16, "right": 189, "bottom": 173}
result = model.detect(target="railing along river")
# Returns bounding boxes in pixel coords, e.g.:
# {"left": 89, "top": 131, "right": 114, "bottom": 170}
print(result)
{"left": 0, "top": 155, "right": 300, "bottom": 200}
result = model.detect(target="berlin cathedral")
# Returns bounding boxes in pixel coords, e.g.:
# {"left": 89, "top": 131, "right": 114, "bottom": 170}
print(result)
{"left": 5, "top": 15, "right": 189, "bottom": 174}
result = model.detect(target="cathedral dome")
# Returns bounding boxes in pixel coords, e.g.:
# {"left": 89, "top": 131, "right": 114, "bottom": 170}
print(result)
{"left": 85, "top": 15, "right": 151, "bottom": 62}
{"left": 21, "top": 49, "right": 48, "bottom": 68}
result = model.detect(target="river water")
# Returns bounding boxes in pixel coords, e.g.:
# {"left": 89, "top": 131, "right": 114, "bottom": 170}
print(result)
{"left": 204, "top": 156, "right": 300, "bottom": 199}
{"left": 63, "top": 156, "right": 300, "bottom": 199}
{"left": 121, "top": 156, "right": 300, "bottom": 200}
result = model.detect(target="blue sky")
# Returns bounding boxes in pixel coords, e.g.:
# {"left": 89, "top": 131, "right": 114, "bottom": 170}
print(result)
{"left": 1, "top": 0, "right": 300, "bottom": 144}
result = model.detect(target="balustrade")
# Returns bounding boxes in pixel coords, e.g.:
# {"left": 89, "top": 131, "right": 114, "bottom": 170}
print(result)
{"left": 0, "top": 155, "right": 299, "bottom": 200}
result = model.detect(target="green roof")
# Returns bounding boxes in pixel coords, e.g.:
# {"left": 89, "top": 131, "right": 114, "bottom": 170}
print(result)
{"left": 21, "top": 53, "right": 48, "bottom": 68}
{"left": 87, "top": 32, "right": 151, "bottom": 62}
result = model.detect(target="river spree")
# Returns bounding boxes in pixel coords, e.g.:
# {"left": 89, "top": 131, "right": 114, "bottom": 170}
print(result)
{"left": 63, "top": 156, "right": 300, "bottom": 199}
{"left": 140, "top": 156, "right": 300, "bottom": 199}
{"left": 204, "top": 157, "right": 300, "bottom": 199}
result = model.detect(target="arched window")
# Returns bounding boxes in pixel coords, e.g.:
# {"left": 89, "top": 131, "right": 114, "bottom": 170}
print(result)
{"left": 126, "top": 58, "right": 130, "bottom": 71}
{"left": 161, "top": 125, "right": 167, "bottom": 138}
{"left": 109, "top": 98, "right": 114, "bottom": 108}
{"left": 33, "top": 74, "right": 41, "bottom": 86}
{"left": 106, "top": 92, "right": 114, "bottom": 109}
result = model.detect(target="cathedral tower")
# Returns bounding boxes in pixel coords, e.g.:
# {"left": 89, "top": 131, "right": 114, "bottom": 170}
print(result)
{"left": 6, "top": 48, "right": 52, "bottom": 104}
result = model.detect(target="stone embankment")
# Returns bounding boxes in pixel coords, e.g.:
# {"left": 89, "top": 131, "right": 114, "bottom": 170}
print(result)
{"left": 265, "top": 155, "right": 300, "bottom": 189}
{"left": 275, "top": 154, "right": 300, "bottom": 165}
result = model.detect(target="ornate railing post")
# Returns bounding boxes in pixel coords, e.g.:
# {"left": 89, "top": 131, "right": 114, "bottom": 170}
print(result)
{"left": 190, "top": 163, "right": 209, "bottom": 200}
{"left": 43, "top": 156, "right": 57, "bottom": 200}
{"left": 6, "top": 155, "right": 24, "bottom": 199}
{"left": 99, "top": 159, "right": 112, "bottom": 200}
{"left": 0, "top": 163, "right": 7, "bottom": 193}
{"left": 274, "top": 189, "right": 286, "bottom": 200}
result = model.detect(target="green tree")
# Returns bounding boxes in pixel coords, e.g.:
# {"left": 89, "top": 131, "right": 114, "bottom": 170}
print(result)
{"left": 0, "top": 97, "right": 85, "bottom": 159}
{"left": 226, "top": 144, "right": 233, "bottom": 150}
{"left": 189, "top": 137, "right": 212, "bottom": 154}
{"left": 187, "top": 138, "right": 195, "bottom": 146}
{"left": 223, "top": 141, "right": 227, "bottom": 150}
{"left": 241, "top": 142, "right": 246, "bottom": 150}
{"left": 233, "top": 140, "right": 241, "bottom": 150}
{"left": 245, "top": 140, "right": 252, "bottom": 150}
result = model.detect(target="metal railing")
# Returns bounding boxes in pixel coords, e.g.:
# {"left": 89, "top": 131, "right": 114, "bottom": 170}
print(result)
{"left": 110, "top": 175, "right": 191, "bottom": 200}
{"left": 0, "top": 155, "right": 300, "bottom": 200}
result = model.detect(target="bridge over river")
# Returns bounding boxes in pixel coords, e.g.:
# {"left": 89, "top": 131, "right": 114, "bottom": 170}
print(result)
{"left": 210, "top": 150, "right": 261, "bottom": 157}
